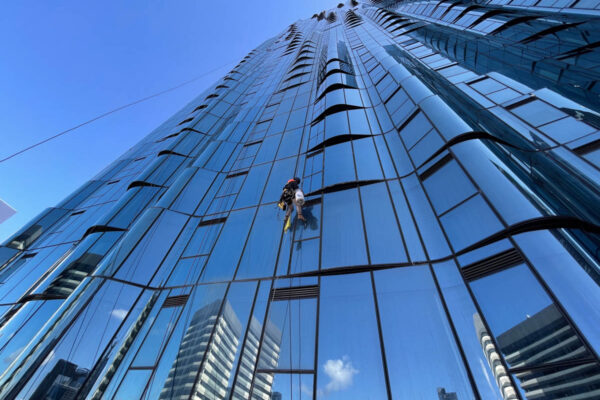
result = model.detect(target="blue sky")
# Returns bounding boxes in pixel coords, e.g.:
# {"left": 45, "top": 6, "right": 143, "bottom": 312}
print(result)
{"left": 0, "top": 0, "right": 338, "bottom": 242}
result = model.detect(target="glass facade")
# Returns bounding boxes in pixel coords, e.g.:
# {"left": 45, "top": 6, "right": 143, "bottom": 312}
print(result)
{"left": 1, "top": 1, "right": 600, "bottom": 398}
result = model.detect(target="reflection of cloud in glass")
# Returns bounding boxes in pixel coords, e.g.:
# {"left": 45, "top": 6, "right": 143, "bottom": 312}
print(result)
{"left": 321, "top": 356, "right": 358, "bottom": 394}
{"left": 110, "top": 309, "right": 128, "bottom": 320}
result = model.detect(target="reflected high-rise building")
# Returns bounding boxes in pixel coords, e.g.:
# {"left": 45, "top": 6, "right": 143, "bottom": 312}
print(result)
{"left": 30, "top": 359, "right": 89, "bottom": 400}
{"left": 496, "top": 305, "right": 600, "bottom": 399}
{"left": 1, "top": 0, "right": 600, "bottom": 399}
{"left": 473, "top": 313, "right": 519, "bottom": 400}
{"left": 160, "top": 301, "right": 242, "bottom": 400}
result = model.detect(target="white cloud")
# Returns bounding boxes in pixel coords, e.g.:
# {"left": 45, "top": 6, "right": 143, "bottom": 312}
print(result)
{"left": 322, "top": 356, "right": 358, "bottom": 394}
{"left": 111, "top": 309, "right": 128, "bottom": 320}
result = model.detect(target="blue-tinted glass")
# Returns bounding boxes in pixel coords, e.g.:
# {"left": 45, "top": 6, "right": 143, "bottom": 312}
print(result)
{"left": 166, "top": 256, "right": 206, "bottom": 286}
{"left": 324, "top": 142, "right": 355, "bottom": 187}
{"left": 360, "top": 183, "right": 406, "bottom": 264}
{"left": 277, "top": 128, "right": 303, "bottom": 159}
{"left": 440, "top": 194, "right": 503, "bottom": 251}
{"left": 236, "top": 205, "right": 282, "bottom": 279}
{"left": 114, "top": 210, "right": 188, "bottom": 285}
{"left": 114, "top": 369, "right": 152, "bottom": 400}
{"left": 471, "top": 264, "right": 592, "bottom": 368}
{"left": 353, "top": 137, "right": 384, "bottom": 181}
{"left": 132, "top": 306, "right": 181, "bottom": 367}
{"left": 433, "top": 261, "right": 509, "bottom": 399}
{"left": 201, "top": 207, "right": 256, "bottom": 282}
{"left": 254, "top": 134, "right": 281, "bottom": 164}
{"left": 324, "top": 112, "right": 350, "bottom": 140}
{"left": 317, "top": 273, "right": 387, "bottom": 399}
{"left": 321, "top": 189, "right": 367, "bottom": 269}
{"left": 262, "top": 157, "right": 297, "bottom": 203}
{"left": 258, "top": 297, "right": 316, "bottom": 370}
{"left": 15, "top": 280, "right": 141, "bottom": 399}
{"left": 511, "top": 100, "right": 566, "bottom": 127}
{"left": 423, "top": 158, "right": 477, "bottom": 215}
{"left": 254, "top": 373, "right": 313, "bottom": 400}
{"left": 402, "top": 174, "right": 450, "bottom": 259}
{"left": 375, "top": 267, "right": 474, "bottom": 399}
{"left": 235, "top": 163, "right": 272, "bottom": 208}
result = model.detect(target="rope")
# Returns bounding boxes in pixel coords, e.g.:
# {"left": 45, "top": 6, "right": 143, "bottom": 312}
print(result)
{"left": 0, "top": 60, "right": 238, "bottom": 164}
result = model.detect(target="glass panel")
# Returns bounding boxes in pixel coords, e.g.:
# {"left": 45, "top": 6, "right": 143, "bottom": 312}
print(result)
{"left": 236, "top": 205, "right": 283, "bottom": 280}
{"left": 440, "top": 195, "right": 503, "bottom": 252}
{"left": 375, "top": 266, "right": 475, "bottom": 399}
{"left": 232, "top": 282, "right": 272, "bottom": 400}
{"left": 201, "top": 208, "right": 256, "bottom": 283}
{"left": 353, "top": 138, "right": 383, "bottom": 181}
{"left": 324, "top": 142, "right": 355, "bottom": 187}
{"left": 114, "top": 210, "right": 188, "bottom": 285}
{"left": 194, "top": 281, "right": 257, "bottom": 399}
{"left": 182, "top": 222, "right": 224, "bottom": 258}
{"left": 131, "top": 306, "right": 181, "bottom": 367}
{"left": 263, "top": 158, "right": 298, "bottom": 204}
{"left": 316, "top": 273, "right": 387, "bottom": 399}
{"left": 235, "top": 163, "right": 272, "bottom": 209}
{"left": 470, "top": 264, "right": 593, "bottom": 369}
{"left": 253, "top": 373, "right": 313, "bottom": 400}
{"left": 360, "top": 183, "right": 406, "bottom": 264}
{"left": 16, "top": 280, "right": 141, "bottom": 399}
{"left": 114, "top": 369, "right": 152, "bottom": 400}
{"left": 258, "top": 298, "right": 316, "bottom": 371}
{"left": 423, "top": 159, "right": 477, "bottom": 215}
{"left": 321, "top": 189, "right": 367, "bottom": 269}
{"left": 433, "top": 261, "right": 513, "bottom": 399}
{"left": 513, "top": 230, "right": 600, "bottom": 355}
{"left": 402, "top": 175, "right": 450, "bottom": 259}
{"left": 142, "top": 283, "right": 227, "bottom": 399}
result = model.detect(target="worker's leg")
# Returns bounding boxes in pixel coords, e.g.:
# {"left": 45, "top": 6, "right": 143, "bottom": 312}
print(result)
{"left": 285, "top": 202, "right": 292, "bottom": 219}
{"left": 294, "top": 199, "right": 305, "bottom": 221}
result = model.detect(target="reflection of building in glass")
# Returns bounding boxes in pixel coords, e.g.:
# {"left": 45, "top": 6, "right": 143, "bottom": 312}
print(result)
{"left": 437, "top": 387, "right": 458, "bottom": 400}
{"left": 473, "top": 313, "right": 518, "bottom": 400}
{"left": 160, "top": 301, "right": 242, "bottom": 400}
{"left": 496, "top": 305, "right": 600, "bottom": 399}
{"left": 231, "top": 317, "right": 282, "bottom": 400}
{"left": 30, "top": 359, "right": 89, "bottom": 400}
{"left": 271, "top": 392, "right": 282, "bottom": 400}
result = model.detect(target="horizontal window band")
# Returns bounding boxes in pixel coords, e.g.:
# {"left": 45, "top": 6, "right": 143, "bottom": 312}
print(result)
{"left": 307, "top": 134, "right": 371, "bottom": 153}
{"left": 21, "top": 252, "right": 38, "bottom": 259}
{"left": 162, "top": 294, "right": 189, "bottom": 308}
{"left": 157, "top": 150, "right": 188, "bottom": 158}
{"left": 573, "top": 138, "right": 600, "bottom": 156}
{"left": 506, "top": 357, "right": 598, "bottom": 375}
{"left": 178, "top": 127, "right": 207, "bottom": 135}
{"left": 461, "top": 248, "right": 524, "bottom": 282}
{"left": 270, "top": 285, "right": 319, "bottom": 300}
{"left": 82, "top": 225, "right": 127, "bottom": 239}
{"left": 243, "top": 140, "right": 263, "bottom": 147}
{"left": 305, "top": 179, "right": 385, "bottom": 196}
{"left": 177, "top": 117, "right": 194, "bottom": 126}
{"left": 127, "top": 181, "right": 166, "bottom": 190}
{"left": 255, "top": 369, "right": 314, "bottom": 375}
{"left": 311, "top": 104, "right": 364, "bottom": 125}
{"left": 19, "top": 293, "right": 68, "bottom": 302}
{"left": 225, "top": 170, "right": 249, "bottom": 179}
{"left": 70, "top": 210, "right": 86, "bottom": 216}
{"left": 155, "top": 133, "right": 179, "bottom": 143}
{"left": 316, "top": 83, "right": 357, "bottom": 101}
{"left": 106, "top": 180, "right": 121, "bottom": 187}
{"left": 418, "top": 131, "right": 529, "bottom": 169}
{"left": 419, "top": 153, "right": 453, "bottom": 181}
{"left": 199, "top": 217, "right": 227, "bottom": 226}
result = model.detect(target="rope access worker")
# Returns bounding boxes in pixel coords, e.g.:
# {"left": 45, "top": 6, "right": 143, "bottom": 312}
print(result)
{"left": 278, "top": 177, "right": 305, "bottom": 224}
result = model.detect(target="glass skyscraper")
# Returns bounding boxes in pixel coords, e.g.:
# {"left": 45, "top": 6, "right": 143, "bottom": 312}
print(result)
{"left": 1, "top": 0, "right": 600, "bottom": 398}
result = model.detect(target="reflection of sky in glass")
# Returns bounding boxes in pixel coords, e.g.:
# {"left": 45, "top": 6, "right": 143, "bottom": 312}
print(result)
{"left": 375, "top": 266, "right": 474, "bottom": 399}
{"left": 471, "top": 264, "right": 552, "bottom": 335}
{"left": 317, "top": 273, "right": 387, "bottom": 400}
